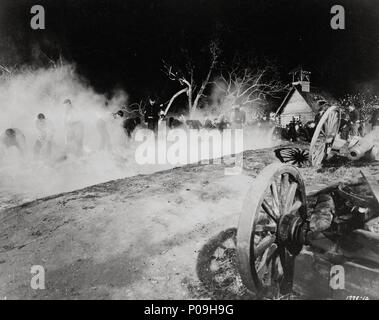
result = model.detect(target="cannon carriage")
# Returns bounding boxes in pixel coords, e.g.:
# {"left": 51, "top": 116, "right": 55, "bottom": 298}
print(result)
{"left": 236, "top": 108, "right": 379, "bottom": 299}
{"left": 236, "top": 162, "right": 379, "bottom": 299}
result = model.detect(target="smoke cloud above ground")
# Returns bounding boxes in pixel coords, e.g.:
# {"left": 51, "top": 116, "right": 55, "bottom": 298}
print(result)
{"left": 0, "top": 65, "right": 134, "bottom": 209}
{"left": 0, "top": 65, "right": 278, "bottom": 211}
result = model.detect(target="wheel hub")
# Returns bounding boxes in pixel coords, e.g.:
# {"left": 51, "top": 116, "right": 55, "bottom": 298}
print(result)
{"left": 277, "top": 214, "right": 306, "bottom": 255}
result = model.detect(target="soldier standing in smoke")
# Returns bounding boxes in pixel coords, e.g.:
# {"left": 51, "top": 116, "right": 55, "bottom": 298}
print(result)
{"left": 34, "top": 113, "right": 55, "bottom": 158}
{"left": 112, "top": 110, "right": 129, "bottom": 154}
{"left": 288, "top": 117, "right": 298, "bottom": 142}
{"left": 231, "top": 106, "right": 246, "bottom": 129}
{"left": 339, "top": 113, "right": 350, "bottom": 140}
{"left": 64, "top": 99, "right": 85, "bottom": 157}
{"left": 123, "top": 115, "right": 142, "bottom": 139}
{"left": 349, "top": 105, "right": 360, "bottom": 137}
{"left": 370, "top": 105, "right": 379, "bottom": 132}
{"left": 369, "top": 105, "right": 379, "bottom": 159}
{"left": 144, "top": 97, "right": 159, "bottom": 133}
{"left": 0, "top": 128, "right": 27, "bottom": 158}
{"left": 315, "top": 105, "right": 326, "bottom": 126}
{"left": 96, "top": 113, "right": 113, "bottom": 152}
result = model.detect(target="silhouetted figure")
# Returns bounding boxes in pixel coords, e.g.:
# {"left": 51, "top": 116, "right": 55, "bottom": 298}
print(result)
{"left": 215, "top": 114, "right": 229, "bottom": 132}
{"left": 370, "top": 105, "right": 379, "bottom": 130}
{"left": 64, "top": 99, "right": 84, "bottom": 157}
{"left": 232, "top": 107, "right": 246, "bottom": 129}
{"left": 34, "top": 113, "right": 55, "bottom": 158}
{"left": 349, "top": 105, "right": 360, "bottom": 137}
{"left": 339, "top": 114, "right": 350, "bottom": 140}
{"left": 315, "top": 107, "right": 326, "bottom": 126}
{"left": 186, "top": 120, "right": 203, "bottom": 130}
{"left": 144, "top": 98, "right": 159, "bottom": 132}
{"left": 123, "top": 117, "right": 142, "bottom": 138}
{"left": 288, "top": 118, "right": 298, "bottom": 142}
{"left": 168, "top": 117, "right": 184, "bottom": 129}
{"left": 204, "top": 118, "right": 216, "bottom": 129}
{"left": 304, "top": 121, "right": 316, "bottom": 142}
{"left": 96, "top": 115, "right": 112, "bottom": 152}
{"left": 0, "top": 128, "right": 26, "bottom": 157}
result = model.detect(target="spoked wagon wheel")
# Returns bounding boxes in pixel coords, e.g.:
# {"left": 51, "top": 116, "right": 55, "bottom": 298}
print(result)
{"left": 237, "top": 163, "right": 307, "bottom": 299}
{"left": 309, "top": 106, "right": 341, "bottom": 167}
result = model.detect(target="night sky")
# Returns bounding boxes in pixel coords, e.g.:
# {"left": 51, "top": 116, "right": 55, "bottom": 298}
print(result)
{"left": 1, "top": 0, "right": 379, "bottom": 102}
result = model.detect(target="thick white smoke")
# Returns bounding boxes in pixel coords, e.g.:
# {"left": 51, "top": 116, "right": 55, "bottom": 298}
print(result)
{"left": 0, "top": 65, "right": 137, "bottom": 209}
{"left": 0, "top": 65, "right": 123, "bottom": 151}
{"left": 0, "top": 65, "right": 279, "bottom": 211}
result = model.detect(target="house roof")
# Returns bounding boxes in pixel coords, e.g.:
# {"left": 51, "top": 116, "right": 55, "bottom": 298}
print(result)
{"left": 275, "top": 85, "right": 336, "bottom": 116}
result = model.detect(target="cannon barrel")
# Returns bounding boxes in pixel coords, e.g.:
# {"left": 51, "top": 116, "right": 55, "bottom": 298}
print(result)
{"left": 348, "top": 132, "right": 376, "bottom": 161}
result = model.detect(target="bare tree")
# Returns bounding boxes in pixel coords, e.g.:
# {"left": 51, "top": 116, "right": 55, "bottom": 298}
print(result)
{"left": 215, "top": 63, "right": 285, "bottom": 111}
{"left": 162, "top": 40, "right": 221, "bottom": 117}
{"left": 123, "top": 100, "right": 146, "bottom": 117}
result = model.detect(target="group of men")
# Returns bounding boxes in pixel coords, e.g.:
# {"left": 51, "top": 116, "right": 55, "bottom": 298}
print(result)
{"left": 0, "top": 99, "right": 85, "bottom": 160}
{"left": 0, "top": 97, "right": 160, "bottom": 161}
{"left": 0, "top": 111, "right": 56, "bottom": 160}
{"left": 339, "top": 105, "right": 379, "bottom": 140}
{"left": 141, "top": 96, "right": 251, "bottom": 132}
{"left": 282, "top": 117, "right": 316, "bottom": 142}
{"left": 0, "top": 95, "right": 278, "bottom": 160}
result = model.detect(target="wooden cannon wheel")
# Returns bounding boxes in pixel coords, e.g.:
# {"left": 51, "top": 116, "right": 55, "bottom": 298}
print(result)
{"left": 310, "top": 106, "right": 341, "bottom": 167}
{"left": 237, "top": 163, "right": 308, "bottom": 298}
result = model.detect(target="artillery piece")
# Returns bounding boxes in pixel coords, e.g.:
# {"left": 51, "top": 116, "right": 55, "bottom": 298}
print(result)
{"left": 309, "top": 105, "right": 378, "bottom": 166}
{"left": 236, "top": 105, "right": 379, "bottom": 299}
{"left": 236, "top": 163, "right": 379, "bottom": 299}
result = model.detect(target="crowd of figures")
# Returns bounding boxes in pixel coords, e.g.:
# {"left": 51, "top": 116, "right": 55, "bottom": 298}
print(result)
{"left": 0, "top": 95, "right": 279, "bottom": 162}
{"left": 124, "top": 97, "right": 276, "bottom": 134}
{"left": 279, "top": 102, "right": 379, "bottom": 143}
{"left": 279, "top": 118, "right": 316, "bottom": 143}
{"left": 5, "top": 92, "right": 378, "bottom": 163}
{"left": 0, "top": 99, "right": 87, "bottom": 160}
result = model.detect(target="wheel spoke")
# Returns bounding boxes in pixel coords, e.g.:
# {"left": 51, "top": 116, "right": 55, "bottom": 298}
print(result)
{"left": 270, "top": 181, "right": 280, "bottom": 217}
{"left": 283, "top": 182, "right": 298, "bottom": 215}
{"left": 271, "top": 252, "right": 284, "bottom": 284}
{"left": 289, "top": 200, "right": 302, "bottom": 214}
{"left": 257, "top": 243, "right": 278, "bottom": 275}
{"left": 262, "top": 200, "right": 278, "bottom": 223}
{"left": 326, "top": 112, "right": 339, "bottom": 137}
{"left": 312, "top": 142, "right": 325, "bottom": 163}
{"left": 320, "top": 128, "right": 326, "bottom": 137}
{"left": 279, "top": 248, "right": 295, "bottom": 294}
{"left": 280, "top": 173, "right": 290, "bottom": 207}
{"left": 256, "top": 223, "right": 276, "bottom": 235}
{"left": 325, "top": 113, "right": 334, "bottom": 134}
{"left": 255, "top": 234, "right": 276, "bottom": 257}
{"left": 263, "top": 223, "right": 277, "bottom": 233}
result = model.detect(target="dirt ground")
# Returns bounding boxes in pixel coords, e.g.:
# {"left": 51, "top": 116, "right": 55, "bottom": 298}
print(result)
{"left": 0, "top": 145, "right": 365, "bottom": 300}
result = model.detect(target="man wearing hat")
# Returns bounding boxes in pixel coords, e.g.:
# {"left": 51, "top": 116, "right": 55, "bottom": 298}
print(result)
{"left": 144, "top": 97, "right": 159, "bottom": 132}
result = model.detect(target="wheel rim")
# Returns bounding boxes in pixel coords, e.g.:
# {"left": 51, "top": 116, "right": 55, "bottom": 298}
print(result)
{"left": 237, "top": 163, "right": 307, "bottom": 298}
{"left": 309, "top": 106, "right": 341, "bottom": 167}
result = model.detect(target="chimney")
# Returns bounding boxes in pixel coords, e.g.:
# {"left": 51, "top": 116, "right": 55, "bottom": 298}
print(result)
{"left": 290, "top": 67, "right": 311, "bottom": 92}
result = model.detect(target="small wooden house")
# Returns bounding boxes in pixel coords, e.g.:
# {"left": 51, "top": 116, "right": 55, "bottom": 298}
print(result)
{"left": 275, "top": 68, "right": 333, "bottom": 127}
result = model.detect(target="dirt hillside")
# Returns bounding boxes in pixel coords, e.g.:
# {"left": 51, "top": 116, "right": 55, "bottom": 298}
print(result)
{"left": 0, "top": 146, "right": 362, "bottom": 300}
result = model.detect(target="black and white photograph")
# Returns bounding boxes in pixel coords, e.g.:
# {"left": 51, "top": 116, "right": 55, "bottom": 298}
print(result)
{"left": 0, "top": 0, "right": 378, "bottom": 303}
